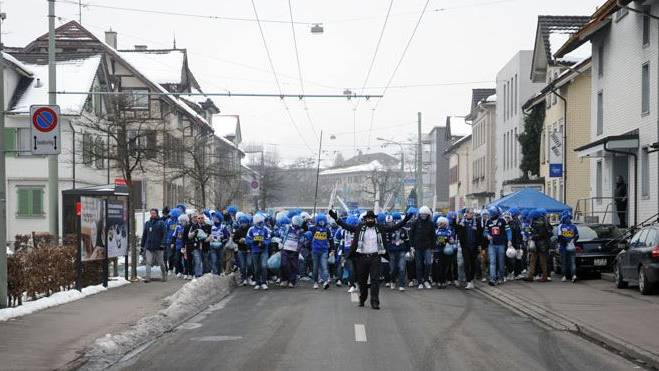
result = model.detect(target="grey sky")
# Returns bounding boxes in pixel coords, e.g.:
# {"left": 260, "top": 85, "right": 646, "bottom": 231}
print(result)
{"left": 5, "top": 0, "right": 601, "bottom": 163}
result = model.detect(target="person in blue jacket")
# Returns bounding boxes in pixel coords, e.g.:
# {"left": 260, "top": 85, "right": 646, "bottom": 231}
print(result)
{"left": 246, "top": 213, "right": 271, "bottom": 290}
{"left": 164, "top": 208, "right": 180, "bottom": 276}
{"left": 435, "top": 216, "right": 456, "bottom": 288}
{"left": 484, "top": 206, "right": 512, "bottom": 286}
{"left": 279, "top": 215, "right": 305, "bottom": 288}
{"left": 209, "top": 212, "right": 230, "bottom": 276}
{"left": 307, "top": 213, "right": 335, "bottom": 290}
{"left": 141, "top": 208, "right": 167, "bottom": 283}
{"left": 336, "top": 215, "right": 358, "bottom": 292}
{"left": 172, "top": 213, "right": 188, "bottom": 278}
{"left": 557, "top": 211, "right": 579, "bottom": 283}
{"left": 385, "top": 211, "right": 410, "bottom": 291}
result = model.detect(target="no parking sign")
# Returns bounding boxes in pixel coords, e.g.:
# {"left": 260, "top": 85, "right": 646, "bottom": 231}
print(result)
{"left": 30, "top": 105, "right": 61, "bottom": 155}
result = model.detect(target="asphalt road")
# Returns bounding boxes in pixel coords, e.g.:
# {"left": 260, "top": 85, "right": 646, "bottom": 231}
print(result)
{"left": 115, "top": 282, "right": 637, "bottom": 371}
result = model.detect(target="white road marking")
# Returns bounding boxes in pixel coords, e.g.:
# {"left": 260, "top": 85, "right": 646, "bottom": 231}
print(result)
{"left": 190, "top": 335, "right": 243, "bottom": 342}
{"left": 354, "top": 324, "right": 367, "bottom": 342}
{"left": 178, "top": 322, "right": 202, "bottom": 330}
{"left": 350, "top": 292, "right": 359, "bottom": 303}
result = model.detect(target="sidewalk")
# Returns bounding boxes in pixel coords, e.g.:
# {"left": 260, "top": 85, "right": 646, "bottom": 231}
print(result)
{"left": 477, "top": 278, "right": 659, "bottom": 368}
{"left": 0, "top": 277, "right": 185, "bottom": 370}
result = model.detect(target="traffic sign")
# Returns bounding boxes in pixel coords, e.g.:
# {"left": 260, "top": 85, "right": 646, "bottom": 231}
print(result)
{"left": 30, "top": 105, "right": 61, "bottom": 155}
{"left": 250, "top": 178, "right": 260, "bottom": 196}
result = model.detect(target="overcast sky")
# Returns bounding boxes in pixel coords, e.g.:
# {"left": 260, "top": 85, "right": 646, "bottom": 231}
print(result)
{"left": 5, "top": 0, "right": 602, "bottom": 163}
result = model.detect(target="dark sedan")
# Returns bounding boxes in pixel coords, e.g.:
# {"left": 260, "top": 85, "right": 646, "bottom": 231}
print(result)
{"left": 614, "top": 224, "right": 659, "bottom": 295}
{"left": 552, "top": 223, "right": 625, "bottom": 275}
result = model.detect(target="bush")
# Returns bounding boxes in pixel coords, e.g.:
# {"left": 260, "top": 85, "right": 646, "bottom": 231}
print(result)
{"left": 6, "top": 233, "right": 102, "bottom": 307}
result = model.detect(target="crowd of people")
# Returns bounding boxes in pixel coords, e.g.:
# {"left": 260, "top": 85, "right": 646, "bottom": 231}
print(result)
{"left": 140, "top": 203, "right": 580, "bottom": 308}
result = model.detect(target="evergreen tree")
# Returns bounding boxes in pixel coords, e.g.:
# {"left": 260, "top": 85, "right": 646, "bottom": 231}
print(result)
{"left": 518, "top": 104, "right": 545, "bottom": 178}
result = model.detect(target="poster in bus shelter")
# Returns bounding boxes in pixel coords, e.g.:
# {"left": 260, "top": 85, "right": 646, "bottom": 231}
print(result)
{"left": 107, "top": 199, "right": 128, "bottom": 258}
{"left": 80, "top": 196, "right": 105, "bottom": 261}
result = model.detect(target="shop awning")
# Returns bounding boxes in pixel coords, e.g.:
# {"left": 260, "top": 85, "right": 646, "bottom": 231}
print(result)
{"left": 574, "top": 134, "right": 639, "bottom": 158}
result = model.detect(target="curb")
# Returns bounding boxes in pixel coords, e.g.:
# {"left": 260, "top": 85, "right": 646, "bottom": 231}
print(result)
{"left": 600, "top": 272, "right": 615, "bottom": 283}
{"left": 476, "top": 285, "right": 659, "bottom": 370}
{"left": 75, "top": 274, "right": 237, "bottom": 370}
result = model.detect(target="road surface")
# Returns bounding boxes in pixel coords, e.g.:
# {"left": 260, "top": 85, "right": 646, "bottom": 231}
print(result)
{"left": 115, "top": 281, "right": 638, "bottom": 371}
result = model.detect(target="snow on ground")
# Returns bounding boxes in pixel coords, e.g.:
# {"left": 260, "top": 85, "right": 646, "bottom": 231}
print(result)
{"left": 0, "top": 278, "right": 129, "bottom": 322}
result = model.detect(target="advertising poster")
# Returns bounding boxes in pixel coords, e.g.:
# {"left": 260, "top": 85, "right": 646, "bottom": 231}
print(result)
{"left": 80, "top": 196, "right": 106, "bottom": 261}
{"left": 107, "top": 199, "right": 128, "bottom": 258}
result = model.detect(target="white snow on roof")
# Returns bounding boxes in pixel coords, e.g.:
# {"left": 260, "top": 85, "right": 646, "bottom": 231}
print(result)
{"left": 3, "top": 52, "right": 33, "bottom": 77}
{"left": 320, "top": 160, "right": 388, "bottom": 176}
{"left": 119, "top": 50, "right": 185, "bottom": 85}
{"left": 213, "top": 115, "right": 239, "bottom": 137}
{"left": 485, "top": 94, "right": 496, "bottom": 102}
{"left": 557, "top": 41, "right": 591, "bottom": 64}
{"left": 11, "top": 55, "right": 101, "bottom": 115}
{"left": 449, "top": 117, "right": 472, "bottom": 137}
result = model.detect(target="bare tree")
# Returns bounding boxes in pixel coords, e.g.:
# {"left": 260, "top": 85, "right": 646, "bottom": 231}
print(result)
{"left": 362, "top": 168, "right": 403, "bottom": 205}
{"left": 247, "top": 150, "right": 287, "bottom": 210}
{"left": 77, "top": 94, "right": 166, "bottom": 280}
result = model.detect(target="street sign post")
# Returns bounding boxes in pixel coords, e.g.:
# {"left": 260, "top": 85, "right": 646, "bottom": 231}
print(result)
{"left": 30, "top": 105, "right": 61, "bottom": 155}
{"left": 250, "top": 178, "right": 260, "bottom": 197}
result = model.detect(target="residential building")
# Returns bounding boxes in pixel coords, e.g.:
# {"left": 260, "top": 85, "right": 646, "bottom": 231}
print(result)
{"left": 444, "top": 134, "right": 472, "bottom": 211}
{"left": 465, "top": 89, "right": 497, "bottom": 208}
{"left": 525, "top": 15, "right": 592, "bottom": 207}
{"left": 3, "top": 21, "right": 244, "bottom": 239}
{"left": 424, "top": 121, "right": 470, "bottom": 210}
{"left": 557, "top": 0, "right": 659, "bottom": 226}
{"left": 495, "top": 50, "right": 545, "bottom": 196}
{"left": 319, "top": 152, "right": 401, "bottom": 209}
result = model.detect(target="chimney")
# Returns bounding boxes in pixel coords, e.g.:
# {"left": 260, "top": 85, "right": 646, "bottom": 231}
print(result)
{"left": 105, "top": 29, "right": 117, "bottom": 49}
{"left": 134, "top": 45, "right": 148, "bottom": 50}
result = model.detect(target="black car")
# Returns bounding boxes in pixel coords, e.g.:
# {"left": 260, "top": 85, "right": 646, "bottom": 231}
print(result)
{"left": 552, "top": 223, "right": 624, "bottom": 275}
{"left": 614, "top": 224, "right": 659, "bottom": 295}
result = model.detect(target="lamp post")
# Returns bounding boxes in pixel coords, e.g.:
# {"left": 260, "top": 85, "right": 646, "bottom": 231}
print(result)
{"left": 312, "top": 132, "right": 336, "bottom": 215}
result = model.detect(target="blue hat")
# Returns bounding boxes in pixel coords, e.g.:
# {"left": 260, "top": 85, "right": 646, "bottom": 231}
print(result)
{"left": 227, "top": 205, "right": 238, "bottom": 215}
{"left": 346, "top": 215, "right": 359, "bottom": 225}
{"left": 315, "top": 213, "right": 328, "bottom": 226}
{"left": 391, "top": 211, "right": 402, "bottom": 220}
{"left": 377, "top": 212, "right": 387, "bottom": 224}
{"left": 487, "top": 206, "right": 500, "bottom": 218}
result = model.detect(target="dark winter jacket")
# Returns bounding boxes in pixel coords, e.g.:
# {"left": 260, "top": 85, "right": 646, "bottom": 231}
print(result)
{"left": 336, "top": 216, "right": 410, "bottom": 258}
{"left": 456, "top": 217, "right": 482, "bottom": 251}
{"left": 409, "top": 217, "right": 436, "bottom": 250}
{"left": 141, "top": 218, "right": 166, "bottom": 251}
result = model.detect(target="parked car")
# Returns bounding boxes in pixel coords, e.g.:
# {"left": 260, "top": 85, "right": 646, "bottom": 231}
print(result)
{"left": 552, "top": 223, "right": 625, "bottom": 276}
{"left": 614, "top": 224, "right": 659, "bottom": 295}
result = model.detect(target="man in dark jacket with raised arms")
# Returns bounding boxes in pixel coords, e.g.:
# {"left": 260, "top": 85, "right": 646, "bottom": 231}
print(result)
{"left": 329, "top": 209, "right": 411, "bottom": 310}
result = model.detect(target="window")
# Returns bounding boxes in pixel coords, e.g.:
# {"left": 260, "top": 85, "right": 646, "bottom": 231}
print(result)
{"left": 17, "top": 187, "right": 44, "bottom": 217}
{"left": 597, "top": 91, "right": 604, "bottom": 135}
{"left": 540, "top": 130, "right": 546, "bottom": 164}
{"left": 82, "top": 133, "right": 93, "bottom": 165}
{"left": 643, "top": 7, "right": 651, "bottom": 46}
{"left": 4, "top": 128, "right": 16, "bottom": 157}
{"left": 503, "top": 84, "right": 508, "bottom": 120}
{"left": 504, "top": 132, "right": 508, "bottom": 169}
{"left": 94, "top": 136, "right": 105, "bottom": 169}
{"left": 597, "top": 44, "right": 604, "bottom": 77}
{"left": 559, "top": 179, "right": 564, "bottom": 202}
{"left": 513, "top": 127, "right": 517, "bottom": 167}
{"left": 552, "top": 72, "right": 559, "bottom": 105}
{"left": 614, "top": 7, "right": 628, "bottom": 21}
{"left": 514, "top": 74, "right": 518, "bottom": 116}
{"left": 642, "top": 63, "right": 650, "bottom": 114}
{"left": 596, "top": 161, "right": 603, "bottom": 204}
{"left": 641, "top": 147, "right": 650, "bottom": 197}
{"left": 124, "top": 88, "right": 149, "bottom": 110}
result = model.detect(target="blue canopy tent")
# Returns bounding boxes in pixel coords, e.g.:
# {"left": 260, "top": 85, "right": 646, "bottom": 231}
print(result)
{"left": 487, "top": 188, "right": 571, "bottom": 214}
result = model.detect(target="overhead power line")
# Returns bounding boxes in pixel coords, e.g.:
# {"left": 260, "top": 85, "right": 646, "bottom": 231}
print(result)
{"left": 288, "top": 0, "right": 319, "bottom": 141}
{"left": 250, "top": 0, "right": 315, "bottom": 155}
{"left": 59, "top": 0, "right": 312, "bottom": 25}
{"left": 366, "top": 0, "right": 431, "bottom": 149}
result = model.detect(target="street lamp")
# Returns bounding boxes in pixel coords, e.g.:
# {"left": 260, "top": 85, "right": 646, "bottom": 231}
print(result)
{"left": 312, "top": 131, "right": 335, "bottom": 215}
{"left": 311, "top": 23, "right": 324, "bottom": 34}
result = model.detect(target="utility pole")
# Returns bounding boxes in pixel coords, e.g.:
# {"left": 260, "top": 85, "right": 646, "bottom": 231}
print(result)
{"left": 312, "top": 130, "right": 323, "bottom": 215}
{"left": 417, "top": 112, "right": 423, "bottom": 206}
{"left": 48, "top": 0, "right": 59, "bottom": 238}
{"left": 0, "top": 9, "right": 7, "bottom": 308}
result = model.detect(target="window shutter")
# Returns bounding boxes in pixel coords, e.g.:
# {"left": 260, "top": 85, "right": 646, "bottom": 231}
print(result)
{"left": 17, "top": 189, "right": 30, "bottom": 215}
{"left": 32, "top": 189, "right": 43, "bottom": 215}
{"left": 4, "top": 128, "right": 16, "bottom": 157}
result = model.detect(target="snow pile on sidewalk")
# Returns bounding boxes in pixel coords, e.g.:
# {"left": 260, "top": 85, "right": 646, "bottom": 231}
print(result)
{"left": 0, "top": 278, "right": 130, "bottom": 322}
{"left": 82, "top": 274, "right": 235, "bottom": 370}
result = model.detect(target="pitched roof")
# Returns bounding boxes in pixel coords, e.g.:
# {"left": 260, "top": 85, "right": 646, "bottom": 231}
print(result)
{"left": 444, "top": 134, "right": 472, "bottom": 155}
{"left": 119, "top": 49, "right": 186, "bottom": 86}
{"left": 471, "top": 88, "right": 496, "bottom": 111}
{"left": 537, "top": 16, "right": 591, "bottom": 62}
{"left": 338, "top": 152, "right": 399, "bottom": 168}
{"left": 319, "top": 160, "right": 389, "bottom": 176}
{"left": 555, "top": 0, "right": 633, "bottom": 58}
{"left": 23, "top": 21, "right": 103, "bottom": 52}
{"left": 2, "top": 52, "right": 33, "bottom": 77}
{"left": 9, "top": 54, "right": 102, "bottom": 115}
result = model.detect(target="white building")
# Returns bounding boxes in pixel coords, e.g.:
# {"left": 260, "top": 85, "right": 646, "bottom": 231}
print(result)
{"left": 465, "top": 89, "right": 497, "bottom": 208}
{"left": 495, "top": 51, "right": 545, "bottom": 196}
{"left": 557, "top": 0, "right": 659, "bottom": 226}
